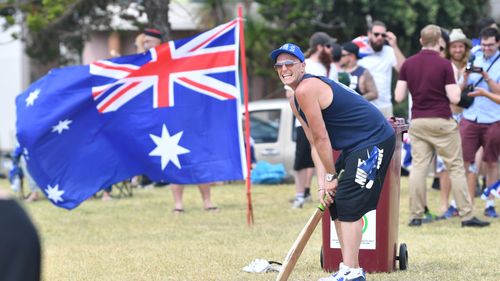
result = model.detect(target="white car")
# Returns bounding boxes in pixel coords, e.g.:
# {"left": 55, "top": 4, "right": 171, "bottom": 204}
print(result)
{"left": 247, "top": 99, "right": 296, "bottom": 181}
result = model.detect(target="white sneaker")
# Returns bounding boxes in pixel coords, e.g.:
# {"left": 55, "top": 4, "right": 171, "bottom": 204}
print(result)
{"left": 318, "top": 262, "right": 350, "bottom": 281}
{"left": 292, "top": 196, "right": 304, "bottom": 209}
{"left": 242, "top": 259, "right": 270, "bottom": 273}
{"left": 344, "top": 268, "right": 366, "bottom": 281}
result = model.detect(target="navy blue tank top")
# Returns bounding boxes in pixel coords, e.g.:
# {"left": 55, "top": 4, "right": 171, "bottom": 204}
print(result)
{"left": 348, "top": 66, "right": 366, "bottom": 96}
{"left": 294, "top": 74, "right": 394, "bottom": 152}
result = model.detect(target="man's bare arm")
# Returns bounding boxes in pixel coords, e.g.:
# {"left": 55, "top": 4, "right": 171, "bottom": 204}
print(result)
{"left": 295, "top": 80, "right": 335, "bottom": 175}
{"left": 360, "top": 70, "right": 378, "bottom": 101}
{"left": 445, "top": 84, "right": 461, "bottom": 104}
{"left": 394, "top": 80, "right": 408, "bottom": 103}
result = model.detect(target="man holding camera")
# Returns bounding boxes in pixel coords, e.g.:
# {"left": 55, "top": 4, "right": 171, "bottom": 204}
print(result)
{"left": 460, "top": 27, "right": 500, "bottom": 218}
{"left": 395, "top": 24, "right": 489, "bottom": 227}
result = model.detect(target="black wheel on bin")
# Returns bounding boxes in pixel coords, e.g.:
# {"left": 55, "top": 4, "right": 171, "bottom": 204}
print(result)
{"left": 398, "top": 243, "right": 408, "bottom": 270}
{"left": 320, "top": 246, "right": 324, "bottom": 268}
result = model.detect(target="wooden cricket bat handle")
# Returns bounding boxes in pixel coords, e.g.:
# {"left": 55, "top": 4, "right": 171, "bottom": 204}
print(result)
{"left": 276, "top": 204, "right": 325, "bottom": 281}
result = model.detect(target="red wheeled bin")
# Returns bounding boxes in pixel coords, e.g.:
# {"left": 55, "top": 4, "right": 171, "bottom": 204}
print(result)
{"left": 320, "top": 117, "right": 409, "bottom": 273}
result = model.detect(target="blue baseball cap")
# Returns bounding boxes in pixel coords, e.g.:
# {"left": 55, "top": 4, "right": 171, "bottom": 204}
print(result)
{"left": 270, "top": 43, "right": 305, "bottom": 62}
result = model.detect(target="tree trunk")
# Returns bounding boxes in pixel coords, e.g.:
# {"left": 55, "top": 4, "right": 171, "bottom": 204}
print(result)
{"left": 143, "top": 0, "right": 172, "bottom": 41}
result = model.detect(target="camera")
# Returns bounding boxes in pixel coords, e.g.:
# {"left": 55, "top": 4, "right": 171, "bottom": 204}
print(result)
{"left": 465, "top": 54, "right": 483, "bottom": 73}
{"left": 465, "top": 65, "right": 483, "bottom": 73}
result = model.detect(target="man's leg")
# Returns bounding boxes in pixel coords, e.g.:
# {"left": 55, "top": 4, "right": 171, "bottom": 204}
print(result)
{"left": 464, "top": 162, "right": 478, "bottom": 203}
{"left": 438, "top": 170, "right": 451, "bottom": 213}
{"left": 482, "top": 121, "right": 500, "bottom": 216}
{"left": 408, "top": 119, "right": 435, "bottom": 221}
{"left": 171, "top": 184, "right": 184, "bottom": 211}
{"left": 434, "top": 119, "right": 473, "bottom": 220}
{"left": 198, "top": 184, "right": 218, "bottom": 211}
{"left": 339, "top": 219, "right": 363, "bottom": 268}
{"left": 333, "top": 220, "right": 345, "bottom": 259}
{"left": 304, "top": 167, "right": 315, "bottom": 200}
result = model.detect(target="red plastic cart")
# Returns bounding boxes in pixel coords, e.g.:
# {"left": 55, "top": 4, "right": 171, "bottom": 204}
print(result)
{"left": 321, "top": 117, "right": 409, "bottom": 273}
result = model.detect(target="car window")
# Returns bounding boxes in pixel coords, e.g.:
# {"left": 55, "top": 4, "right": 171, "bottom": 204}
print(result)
{"left": 250, "top": 110, "right": 281, "bottom": 143}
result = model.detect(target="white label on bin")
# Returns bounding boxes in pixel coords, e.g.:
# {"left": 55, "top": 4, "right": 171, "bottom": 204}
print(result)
{"left": 330, "top": 210, "right": 376, "bottom": 250}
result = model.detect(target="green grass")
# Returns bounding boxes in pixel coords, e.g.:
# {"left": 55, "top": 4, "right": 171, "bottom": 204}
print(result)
{"left": 0, "top": 177, "right": 498, "bottom": 281}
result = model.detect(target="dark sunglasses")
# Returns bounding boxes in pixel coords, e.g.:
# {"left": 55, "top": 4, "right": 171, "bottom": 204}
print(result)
{"left": 274, "top": 60, "right": 301, "bottom": 70}
{"left": 439, "top": 46, "right": 445, "bottom": 52}
{"left": 373, "top": 32, "right": 387, "bottom": 38}
{"left": 325, "top": 44, "right": 332, "bottom": 48}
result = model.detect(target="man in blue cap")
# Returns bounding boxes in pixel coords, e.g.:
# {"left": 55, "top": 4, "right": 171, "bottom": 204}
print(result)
{"left": 270, "top": 43, "right": 396, "bottom": 281}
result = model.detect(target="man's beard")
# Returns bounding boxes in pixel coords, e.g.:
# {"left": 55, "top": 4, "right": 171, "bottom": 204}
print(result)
{"left": 319, "top": 49, "right": 333, "bottom": 68}
{"left": 370, "top": 40, "right": 384, "bottom": 52}
{"left": 452, "top": 53, "right": 465, "bottom": 62}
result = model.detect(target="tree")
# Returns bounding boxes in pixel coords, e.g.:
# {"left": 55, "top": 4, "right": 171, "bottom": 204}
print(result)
{"left": 0, "top": 0, "right": 171, "bottom": 81}
{"left": 246, "top": 0, "right": 490, "bottom": 110}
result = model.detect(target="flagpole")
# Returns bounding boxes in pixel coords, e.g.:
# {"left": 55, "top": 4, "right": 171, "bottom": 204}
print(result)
{"left": 238, "top": 4, "right": 254, "bottom": 226}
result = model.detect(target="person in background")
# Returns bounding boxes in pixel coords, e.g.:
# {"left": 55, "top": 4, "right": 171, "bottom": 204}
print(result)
{"left": 135, "top": 33, "right": 146, "bottom": 53}
{"left": 139, "top": 27, "right": 220, "bottom": 214}
{"left": 395, "top": 24, "right": 490, "bottom": 228}
{"left": 10, "top": 144, "right": 41, "bottom": 202}
{"left": 437, "top": 28, "right": 473, "bottom": 219}
{"left": 289, "top": 32, "right": 337, "bottom": 209}
{"left": 358, "top": 20, "right": 405, "bottom": 117}
{"left": 471, "top": 17, "right": 498, "bottom": 56}
{"left": 143, "top": 28, "right": 163, "bottom": 51}
{"left": 340, "top": 42, "right": 378, "bottom": 101}
{"left": 171, "top": 184, "right": 219, "bottom": 214}
{"left": 460, "top": 27, "right": 500, "bottom": 218}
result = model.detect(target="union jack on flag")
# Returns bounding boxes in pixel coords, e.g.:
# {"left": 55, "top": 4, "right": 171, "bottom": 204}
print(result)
{"left": 90, "top": 20, "right": 239, "bottom": 113}
{"left": 16, "top": 19, "right": 247, "bottom": 209}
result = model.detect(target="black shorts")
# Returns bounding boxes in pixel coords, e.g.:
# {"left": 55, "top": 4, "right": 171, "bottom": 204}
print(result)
{"left": 329, "top": 134, "right": 396, "bottom": 222}
{"left": 294, "top": 126, "right": 315, "bottom": 171}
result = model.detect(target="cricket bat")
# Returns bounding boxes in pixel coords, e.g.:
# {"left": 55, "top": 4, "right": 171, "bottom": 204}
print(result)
{"left": 276, "top": 203, "right": 326, "bottom": 281}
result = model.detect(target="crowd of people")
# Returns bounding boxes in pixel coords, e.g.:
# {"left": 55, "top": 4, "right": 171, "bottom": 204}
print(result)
{"left": 272, "top": 17, "right": 498, "bottom": 281}
{"left": 286, "top": 18, "right": 500, "bottom": 223}
{"left": 2, "top": 13, "right": 499, "bottom": 281}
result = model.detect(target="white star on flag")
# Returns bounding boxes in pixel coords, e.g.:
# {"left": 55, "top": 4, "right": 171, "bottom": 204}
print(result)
{"left": 45, "top": 184, "right": 65, "bottom": 203}
{"left": 52, "top": 119, "right": 73, "bottom": 134}
{"left": 149, "top": 124, "right": 190, "bottom": 170}
{"left": 25, "top": 89, "right": 40, "bottom": 107}
{"left": 23, "top": 148, "right": 29, "bottom": 160}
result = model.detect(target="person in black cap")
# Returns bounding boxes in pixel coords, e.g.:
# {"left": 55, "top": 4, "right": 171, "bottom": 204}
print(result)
{"left": 340, "top": 42, "right": 378, "bottom": 100}
{"left": 270, "top": 43, "right": 396, "bottom": 281}
{"left": 143, "top": 28, "right": 163, "bottom": 51}
{"left": 304, "top": 32, "right": 337, "bottom": 80}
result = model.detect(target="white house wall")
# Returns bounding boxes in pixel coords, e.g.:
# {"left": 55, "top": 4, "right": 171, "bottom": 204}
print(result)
{"left": 0, "top": 24, "right": 23, "bottom": 152}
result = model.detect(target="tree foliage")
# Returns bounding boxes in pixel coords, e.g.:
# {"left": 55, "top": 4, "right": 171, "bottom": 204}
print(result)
{"left": 0, "top": 0, "right": 171, "bottom": 80}
{"left": 247, "top": 0, "right": 490, "bottom": 99}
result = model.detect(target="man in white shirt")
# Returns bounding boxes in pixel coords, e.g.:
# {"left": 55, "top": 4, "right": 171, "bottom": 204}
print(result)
{"left": 304, "top": 32, "right": 337, "bottom": 79}
{"left": 359, "top": 21, "right": 405, "bottom": 117}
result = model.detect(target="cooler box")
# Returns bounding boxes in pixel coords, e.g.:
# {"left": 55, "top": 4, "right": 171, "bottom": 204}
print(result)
{"left": 321, "top": 117, "right": 409, "bottom": 273}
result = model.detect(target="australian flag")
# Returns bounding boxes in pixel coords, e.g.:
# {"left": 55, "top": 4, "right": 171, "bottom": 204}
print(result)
{"left": 16, "top": 20, "right": 247, "bottom": 209}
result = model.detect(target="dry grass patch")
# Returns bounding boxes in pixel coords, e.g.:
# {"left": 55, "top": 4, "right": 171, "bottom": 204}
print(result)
{"left": 0, "top": 176, "right": 498, "bottom": 280}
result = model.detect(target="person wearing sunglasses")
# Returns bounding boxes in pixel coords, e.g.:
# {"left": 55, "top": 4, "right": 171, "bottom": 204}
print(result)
{"left": 358, "top": 21, "right": 405, "bottom": 118}
{"left": 289, "top": 32, "right": 337, "bottom": 209}
{"left": 303, "top": 32, "right": 338, "bottom": 81}
{"left": 271, "top": 43, "right": 396, "bottom": 281}
{"left": 339, "top": 42, "right": 378, "bottom": 101}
